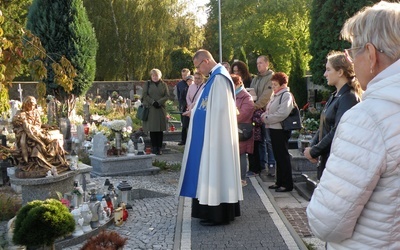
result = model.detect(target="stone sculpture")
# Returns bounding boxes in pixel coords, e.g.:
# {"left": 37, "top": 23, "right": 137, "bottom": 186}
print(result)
{"left": 11, "top": 96, "right": 69, "bottom": 178}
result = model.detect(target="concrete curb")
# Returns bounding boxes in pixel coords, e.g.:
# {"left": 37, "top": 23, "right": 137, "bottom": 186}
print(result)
{"left": 256, "top": 176, "right": 309, "bottom": 250}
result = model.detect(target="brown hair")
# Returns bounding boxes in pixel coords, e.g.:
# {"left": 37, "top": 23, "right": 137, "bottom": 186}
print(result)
{"left": 271, "top": 72, "right": 288, "bottom": 86}
{"left": 327, "top": 51, "right": 363, "bottom": 97}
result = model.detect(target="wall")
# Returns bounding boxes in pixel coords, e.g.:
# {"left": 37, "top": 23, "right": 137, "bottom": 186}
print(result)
{"left": 9, "top": 80, "right": 180, "bottom": 102}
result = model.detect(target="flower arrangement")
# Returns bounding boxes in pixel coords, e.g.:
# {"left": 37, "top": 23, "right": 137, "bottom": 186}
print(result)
{"left": 107, "top": 120, "right": 127, "bottom": 132}
{"left": 100, "top": 120, "right": 133, "bottom": 156}
{"left": 302, "top": 118, "right": 319, "bottom": 133}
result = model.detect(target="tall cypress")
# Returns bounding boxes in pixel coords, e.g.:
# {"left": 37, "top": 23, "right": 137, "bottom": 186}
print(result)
{"left": 309, "top": 0, "right": 378, "bottom": 86}
{"left": 26, "top": 0, "right": 98, "bottom": 103}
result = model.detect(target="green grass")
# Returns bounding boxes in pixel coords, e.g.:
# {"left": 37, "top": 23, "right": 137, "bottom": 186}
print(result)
{"left": 152, "top": 159, "right": 181, "bottom": 171}
{"left": 0, "top": 191, "right": 21, "bottom": 221}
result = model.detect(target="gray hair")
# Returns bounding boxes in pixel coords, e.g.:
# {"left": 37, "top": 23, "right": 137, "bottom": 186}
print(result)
{"left": 341, "top": 1, "right": 400, "bottom": 62}
{"left": 150, "top": 68, "right": 162, "bottom": 78}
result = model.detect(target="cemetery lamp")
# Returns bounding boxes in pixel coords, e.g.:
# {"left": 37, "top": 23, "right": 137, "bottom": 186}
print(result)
{"left": 117, "top": 181, "right": 133, "bottom": 209}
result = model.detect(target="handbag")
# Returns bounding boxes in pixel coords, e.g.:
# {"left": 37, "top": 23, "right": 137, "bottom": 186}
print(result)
{"left": 136, "top": 81, "right": 150, "bottom": 121}
{"left": 136, "top": 104, "right": 149, "bottom": 121}
{"left": 279, "top": 91, "right": 302, "bottom": 131}
{"left": 238, "top": 123, "right": 253, "bottom": 141}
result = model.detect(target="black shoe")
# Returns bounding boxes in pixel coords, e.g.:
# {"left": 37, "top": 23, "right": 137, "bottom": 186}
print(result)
{"left": 275, "top": 187, "right": 292, "bottom": 192}
{"left": 156, "top": 150, "right": 162, "bottom": 155}
{"left": 178, "top": 142, "right": 185, "bottom": 146}
{"left": 268, "top": 184, "right": 280, "bottom": 189}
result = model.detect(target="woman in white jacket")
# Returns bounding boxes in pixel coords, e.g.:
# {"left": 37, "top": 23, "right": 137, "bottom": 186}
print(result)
{"left": 307, "top": 1, "right": 400, "bottom": 249}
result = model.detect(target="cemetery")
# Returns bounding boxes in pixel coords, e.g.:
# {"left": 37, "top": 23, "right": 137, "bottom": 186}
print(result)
{"left": 0, "top": 87, "right": 184, "bottom": 249}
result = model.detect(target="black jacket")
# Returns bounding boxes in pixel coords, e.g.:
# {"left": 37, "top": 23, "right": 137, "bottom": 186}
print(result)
{"left": 310, "top": 83, "right": 360, "bottom": 171}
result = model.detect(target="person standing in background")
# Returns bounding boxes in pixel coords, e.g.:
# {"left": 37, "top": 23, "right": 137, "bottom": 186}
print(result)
{"left": 178, "top": 75, "right": 194, "bottom": 146}
{"left": 261, "top": 72, "right": 294, "bottom": 192}
{"left": 142, "top": 69, "right": 169, "bottom": 155}
{"left": 178, "top": 49, "right": 242, "bottom": 226}
{"left": 231, "top": 60, "right": 252, "bottom": 88}
{"left": 307, "top": 2, "right": 400, "bottom": 248}
{"left": 304, "top": 51, "right": 361, "bottom": 179}
{"left": 248, "top": 55, "right": 275, "bottom": 178}
{"left": 186, "top": 72, "right": 205, "bottom": 111}
{"left": 232, "top": 74, "right": 254, "bottom": 187}
{"left": 176, "top": 68, "right": 191, "bottom": 146}
{"left": 222, "top": 62, "right": 231, "bottom": 73}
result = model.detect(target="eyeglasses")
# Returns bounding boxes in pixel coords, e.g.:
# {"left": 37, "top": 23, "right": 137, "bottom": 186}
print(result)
{"left": 195, "top": 60, "right": 205, "bottom": 69}
{"left": 344, "top": 43, "right": 384, "bottom": 63}
{"left": 344, "top": 46, "right": 364, "bottom": 63}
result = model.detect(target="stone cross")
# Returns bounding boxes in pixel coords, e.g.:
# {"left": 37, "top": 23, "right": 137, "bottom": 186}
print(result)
{"left": 18, "top": 84, "right": 23, "bottom": 102}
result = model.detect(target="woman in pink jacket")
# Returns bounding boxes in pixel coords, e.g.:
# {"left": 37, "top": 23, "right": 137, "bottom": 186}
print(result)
{"left": 232, "top": 74, "right": 254, "bottom": 187}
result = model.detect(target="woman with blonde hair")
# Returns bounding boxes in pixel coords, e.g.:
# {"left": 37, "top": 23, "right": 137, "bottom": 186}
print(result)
{"left": 307, "top": 2, "right": 400, "bottom": 248}
{"left": 304, "top": 51, "right": 361, "bottom": 179}
{"left": 141, "top": 68, "right": 169, "bottom": 155}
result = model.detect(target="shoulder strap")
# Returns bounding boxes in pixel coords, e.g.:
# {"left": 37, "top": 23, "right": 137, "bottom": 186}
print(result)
{"left": 279, "top": 91, "right": 298, "bottom": 107}
{"left": 278, "top": 91, "right": 289, "bottom": 104}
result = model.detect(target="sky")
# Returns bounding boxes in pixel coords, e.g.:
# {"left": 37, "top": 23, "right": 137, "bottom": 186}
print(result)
{"left": 186, "top": 0, "right": 210, "bottom": 26}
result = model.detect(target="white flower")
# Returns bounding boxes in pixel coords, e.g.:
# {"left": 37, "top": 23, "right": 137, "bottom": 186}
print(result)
{"left": 108, "top": 120, "right": 127, "bottom": 131}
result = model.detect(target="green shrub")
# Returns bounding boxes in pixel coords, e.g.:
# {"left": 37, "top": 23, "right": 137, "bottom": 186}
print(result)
{"left": 13, "top": 199, "right": 75, "bottom": 247}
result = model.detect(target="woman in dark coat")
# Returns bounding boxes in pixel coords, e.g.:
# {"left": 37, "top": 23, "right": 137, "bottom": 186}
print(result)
{"left": 142, "top": 68, "right": 170, "bottom": 155}
{"left": 304, "top": 51, "right": 362, "bottom": 179}
{"left": 232, "top": 74, "right": 254, "bottom": 187}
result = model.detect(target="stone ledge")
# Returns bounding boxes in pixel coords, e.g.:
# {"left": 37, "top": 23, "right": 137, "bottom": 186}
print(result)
{"left": 90, "top": 154, "right": 159, "bottom": 177}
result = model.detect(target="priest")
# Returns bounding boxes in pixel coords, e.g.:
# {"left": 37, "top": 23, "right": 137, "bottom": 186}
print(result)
{"left": 178, "top": 49, "right": 243, "bottom": 226}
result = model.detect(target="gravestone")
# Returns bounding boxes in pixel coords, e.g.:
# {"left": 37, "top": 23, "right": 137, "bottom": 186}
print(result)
{"left": 83, "top": 102, "right": 90, "bottom": 122}
{"left": 125, "top": 116, "right": 133, "bottom": 128}
{"left": 105, "top": 97, "right": 112, "bottom": 112}
{"left": 129, "top": 90, "right": 134, "bottom": 100}
{"left": 76, "top": 124, "right": 85, "bottom": 143}
{"left": 126, "top": 98, "right": 132, "bottom": 113}
{"left": 92, "top": 133, "right": 109, "bottom": 158}
{"left": 89, "top": 133, "right": 158, "bottom": 177}
{"left": 10, "top": 100, "right": 20, "bottom": 120}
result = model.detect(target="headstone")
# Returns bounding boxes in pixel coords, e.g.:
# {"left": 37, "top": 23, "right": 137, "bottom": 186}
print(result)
{"left": 129, "top": 90, "right": 134, "bottom": 100}
{"left": 125, "top": 116, "right": 133, "bottom": 128}
{"left": 105, "top": 97, "right": 112, "bottom": 112}
{"left": 133, "top": 99, "right": 141, "bottom": 109}
{"left": 76, "top": 124, "right": 85, "bottom": 143}
{"left": 92, "top": 133, "right": 109, "bottom": 158}
{"left": 126, "top": 98, "right": 132, "bottom": 112}
{"left": 83, "top": 102, "right": 90, "bottom": 122}
{"left": 10, "top": 100, "right": 21, "bottom": 120}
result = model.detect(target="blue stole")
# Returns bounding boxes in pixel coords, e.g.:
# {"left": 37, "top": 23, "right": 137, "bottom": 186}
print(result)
{"left": 179, "top": 65, "right": 234, "bottom": 198}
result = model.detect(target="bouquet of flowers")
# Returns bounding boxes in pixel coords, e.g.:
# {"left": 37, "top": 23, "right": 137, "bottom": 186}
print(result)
{"left": 108, "top": 120, "right": 127, "bottom": 132}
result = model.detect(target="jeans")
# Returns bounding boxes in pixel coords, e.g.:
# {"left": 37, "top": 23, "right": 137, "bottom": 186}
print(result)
{"left": 259, "top": 126, "right": 276, "bottom": 169}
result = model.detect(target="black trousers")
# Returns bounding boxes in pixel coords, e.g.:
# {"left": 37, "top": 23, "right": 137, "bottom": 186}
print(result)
{"left": 181, "top": 115, "right": 190, "bottom": 144}
{"left": 150, "top": 131, "right": 163, "bottom": 148}
{"left": 269, "top": 129, "right": 293, "bottom": 190}
{"left": 248, "top": 141, "right": 262, "bottom": 174}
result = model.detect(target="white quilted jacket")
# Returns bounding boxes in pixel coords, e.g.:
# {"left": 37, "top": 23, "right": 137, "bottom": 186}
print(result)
{"left": 307, "top": 60, "right": 400, "bottom": 250}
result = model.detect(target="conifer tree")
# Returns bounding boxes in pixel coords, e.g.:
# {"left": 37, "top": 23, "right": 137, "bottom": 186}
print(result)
{"left": 309, "top": 0, "right": 379, "bottom": 86}
{"left": 26, "top": 0, "right": 97, "bottom": 115}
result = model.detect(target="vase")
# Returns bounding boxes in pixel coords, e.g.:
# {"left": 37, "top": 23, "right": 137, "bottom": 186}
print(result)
{"left": 115, "top": 131, "right": 122, "bottom": 151}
